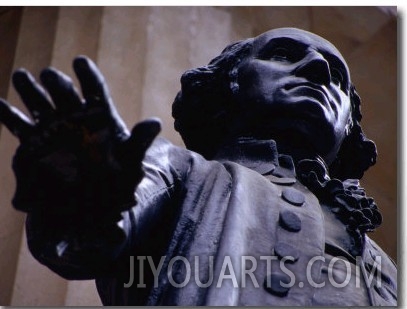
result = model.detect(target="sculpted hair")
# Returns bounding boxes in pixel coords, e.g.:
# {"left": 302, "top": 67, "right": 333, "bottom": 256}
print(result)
{"left": 172, "top": 39, "right": 254, "bottom": 159}
{"left": 329, "top": 87, "right": 377, "bottom": 179}
{"left": 172, "top": 39, "right": 377, "bottom": 180}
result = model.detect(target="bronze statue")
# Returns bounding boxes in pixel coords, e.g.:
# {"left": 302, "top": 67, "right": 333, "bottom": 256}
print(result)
{"left": 0, "top": 28, "right": 397, "bottom": 305}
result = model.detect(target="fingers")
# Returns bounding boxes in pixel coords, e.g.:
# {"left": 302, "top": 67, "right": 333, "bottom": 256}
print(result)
{"left": 40, "top": 68, "right": 83, "bottom": 113}
{"left": 7, "top": 57, "right": 127, "bottom": 139}
{"left": 12, "top": 70, "right": 54, "bottom": 123}
{"left": 127, "top": 118, "right": 161, "bottom": 157}
{"left": 73, "top": 56, "right": 128, "bottom": 133}
{"left": 73, "top": 56, "right": 113, "bottom": 109}
{"left": 0, "top": 99, "right": 34, "bottom": 140}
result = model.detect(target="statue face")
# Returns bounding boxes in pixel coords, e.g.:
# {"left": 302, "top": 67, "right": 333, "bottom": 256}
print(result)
{"left": 236, "top": 28, "right": 352, "bottom": 164}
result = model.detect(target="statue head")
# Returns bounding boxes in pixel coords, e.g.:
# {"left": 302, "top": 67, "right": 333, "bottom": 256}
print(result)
{"left": 172, "top": 28, "right": 376, "bottom": 180}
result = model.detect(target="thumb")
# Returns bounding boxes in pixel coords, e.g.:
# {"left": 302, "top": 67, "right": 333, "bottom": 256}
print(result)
{"left": 127, "top": 118, "right": 162, "bottom": 157}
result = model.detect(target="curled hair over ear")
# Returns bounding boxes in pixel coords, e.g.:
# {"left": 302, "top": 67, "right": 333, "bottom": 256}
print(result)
{"left": 329, "top": 86, "right": 377, "bottom": 180}
{"left": 172, "top": 39, "right": 254, "bottom": 159}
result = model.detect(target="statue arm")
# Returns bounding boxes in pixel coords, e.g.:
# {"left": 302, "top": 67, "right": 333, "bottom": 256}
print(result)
{"left": 24, "top": 138, "right": 188, "bottom": 280}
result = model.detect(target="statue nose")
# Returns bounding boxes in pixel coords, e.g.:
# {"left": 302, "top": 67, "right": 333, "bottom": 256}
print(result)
{"left": 295, "top": 54, "right": 331, "bottom": 86}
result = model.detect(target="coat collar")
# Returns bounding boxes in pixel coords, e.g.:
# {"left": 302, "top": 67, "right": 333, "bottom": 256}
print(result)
{"left": 213, "top": 137, "right": 280, "bottom": 175}
{"left": 213, "top": 137, "right": 329, "bottom": 180}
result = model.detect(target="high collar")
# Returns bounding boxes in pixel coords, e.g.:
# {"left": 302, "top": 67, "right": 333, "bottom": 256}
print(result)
{"left": 213, "top": 137, "right": 330, "bottom": 181}
{"left": 213, "top": 137, "right": 282, "bottom": 175}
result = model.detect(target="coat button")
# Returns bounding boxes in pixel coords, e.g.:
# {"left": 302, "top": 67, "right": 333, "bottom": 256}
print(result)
{"left": 274, "top": 243, "right": 299, "bottom": 263}
{"left": 282, "top": 188, "right": 305, "bottom": 206}
{"left": 264, "top": 272, "right": 292, "bottom": 296}
{"left": 279, "top": 211, "right": 301, "bottom": 232}
{"left": 265, "top": 174, "right": 296, "bottom": 185}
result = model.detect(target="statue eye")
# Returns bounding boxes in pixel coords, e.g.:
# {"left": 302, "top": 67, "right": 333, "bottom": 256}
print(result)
{"left": 270, "top": 47, "right": 292, "bottom": 62}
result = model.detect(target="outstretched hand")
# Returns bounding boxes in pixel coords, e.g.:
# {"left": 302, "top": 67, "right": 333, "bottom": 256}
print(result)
{"left": 0, "top": 56, "right": 161, "bottom": 227}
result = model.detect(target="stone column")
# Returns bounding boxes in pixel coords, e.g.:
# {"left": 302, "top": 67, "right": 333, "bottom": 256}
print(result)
{"left": 0, "top": 7, "right": 58, "bottom": 305}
